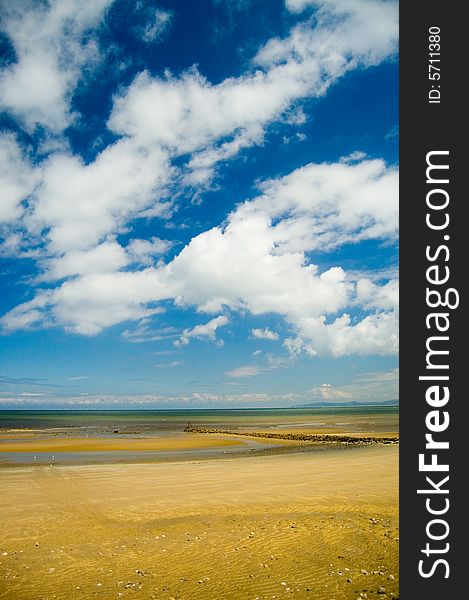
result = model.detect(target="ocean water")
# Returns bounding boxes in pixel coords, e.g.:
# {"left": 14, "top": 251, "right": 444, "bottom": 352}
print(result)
{"left": 0, "top": 408, "right": 398, "bottom": 466}
{"left": 0, "top": 407, "right": 398, "bottom": 434}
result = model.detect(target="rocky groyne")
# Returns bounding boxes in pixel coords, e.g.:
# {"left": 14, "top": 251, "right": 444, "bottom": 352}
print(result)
{"left": 184, "top": 426, "right": 398, "bottom": 445}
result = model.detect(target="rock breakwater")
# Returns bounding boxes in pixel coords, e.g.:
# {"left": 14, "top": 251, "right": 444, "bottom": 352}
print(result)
{"left": 184, "top": 427, "right": 398, "bottom": 445}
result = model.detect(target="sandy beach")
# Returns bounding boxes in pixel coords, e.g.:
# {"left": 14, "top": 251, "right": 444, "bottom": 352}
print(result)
{"left": 0, "top": 433, "right": 248, "bottom": 453}
{"left": 0, "top": 443, "right": 398, "bottom": 600}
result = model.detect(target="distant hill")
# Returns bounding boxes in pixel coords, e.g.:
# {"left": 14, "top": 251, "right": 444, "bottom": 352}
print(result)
{"left": 292, "top": 399, "right": 399, "bottom": 408}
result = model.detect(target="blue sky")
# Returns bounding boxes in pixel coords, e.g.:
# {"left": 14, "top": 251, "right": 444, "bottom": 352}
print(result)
{"left": 0, "top": 0, "right": 398, "bottom": 409}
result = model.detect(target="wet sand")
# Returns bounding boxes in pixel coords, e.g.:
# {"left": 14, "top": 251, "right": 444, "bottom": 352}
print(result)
{"left": 0, "top": 445, "right": 398, "bottom": 600}
{"left": 0, "top": 431, "right": 299, "bottom": 467}
{"left": 0, "top": 433, "right": 248, "bottom": 453}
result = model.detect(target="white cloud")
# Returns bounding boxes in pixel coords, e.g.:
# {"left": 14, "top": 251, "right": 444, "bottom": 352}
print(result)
{"left": 0, "top": 292, "right": 52, "bottom": 331}
{"left": 225, "top": 351, "right": 291, "bottom": 379}
{"left": 122, "top": 322, "right": 177, "bottom": 343}
{"left": 1, "top": 0, "right": 397, "bottom": 262}
{"left": 245, "top": 158, "right": 398, "bottom": 253}
{"left": 141, "top": 8, "right": 173, "bottom": 43}
{"left": 2, "top": 269, "right": 170, "bottom": 335}
{"left": 166, "top": 219, "right": 351, "bottom": 318}
{"left": 308, "top": 382, "right": 353, "bottom": 401}
{"left": 154, "top": 360, "right": 182, "bottom": 369}
{"left": 284, "top": 310, "right": 398, "bottom": 358}
{"left": 127, "top": 237, "right": 173, "bottom": 265}
{"left": 385, "top": 125, "right": 399, "bottom": 141}
{"left": 0, "top": 0, "right": 114, "bottom": 132}
{"left": 340, "top": 150, "right": 368, "bottom": 163}
{"left": 41, "top": 241, "right": 129, "bottom": 281}
{"left": 128, "top": 3, "right": 173, "bottom": 44}
{"left": 0, "top": 1, "right": 398, "bottom": 360}
{"left": 307, "top": 367, "right": 399, "bottom": 403}
{"left": 251, "top": 327, "right": 279, "bottom": 340}
{"left": 268, "top": 0, "right": 398, "bottom": 70}
{"left": 1, "top": 134, "right": 173, "bottom": 276}
{"left": 355, "top": 278, "right": 398, "bottom": 311}
{"left": 108, "top": 0, "right": 397, "bottom": 182}
{"left": 11, "top": 0, "right": 395, "bottom": 267}
{"left": 0, "top": 133, "right": 38, "bottom": 223}
{"left": 1, "top": 158, "right": 398, "bottom": 355}
{"left": 355, "top": 368, "right": 399, "bottom": 384}
{"left": 285, "top": 0, "right": 314, "bottom": 12}
{"left": 225, "top": 365, "right": 263, "bottom": 378}
{"left": 28, "top": 139, "right": 171, "bottom": 255}
{"left": 175, "top": 315, "right": 229, "bottom": 347}
{"left": 108, "top": 68, "right": 281, "bottom": 155}
{"left": 0, "top": 390, "right": 299, "bottom": 408}
{"left": 50, "top": 269, "right": 172, "bottom": 335}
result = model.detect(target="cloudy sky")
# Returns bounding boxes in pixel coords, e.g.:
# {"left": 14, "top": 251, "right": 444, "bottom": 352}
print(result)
{"left": 0, "top": 0, "right": 398, "bottom": 409}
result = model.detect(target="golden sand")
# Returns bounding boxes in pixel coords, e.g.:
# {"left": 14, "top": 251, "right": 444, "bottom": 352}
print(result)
{"left": 0, "top": 445, "right": 398, "bottom": 600}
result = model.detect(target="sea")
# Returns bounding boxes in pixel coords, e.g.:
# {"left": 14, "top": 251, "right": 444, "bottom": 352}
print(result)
{"left": 0, "top": 406, "right": 398, "bottom": 433}
{"left": 0, "top": 407, "right": 398, "bottom": 466}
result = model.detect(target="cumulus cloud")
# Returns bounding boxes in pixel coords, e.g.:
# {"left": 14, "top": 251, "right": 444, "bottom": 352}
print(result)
{"left": 0, "top": 133, "right": 38, "bottom": 224}
{"left": 108, "top": 0, "right": 397, "bottom": 182}
{"left": 245, "top": 158, "right": 398, "bottom": 253}
{"left": 308, "top": 382, "right": 353, "bottom": 401}
{"left": 355, "top": 278, "right": 398, "bottom": 311}
{"left": 2, "top": 270, "right": 171, "bottom": 335}
{"left": 1, "top": 0, "right": 397, "bottom": 261}
{"left": 126, "top": 237, "right": 173, "bottom": 265}
{"left": 266, "top": 0, "right": 398, "bottom": 70}
{"left": 1, "top": 157, "right": 398, "bottom": 355}
{"left": 284, "top": 310, "right": 398, "bottom": 358}
{"left": 0, "top": 0, "right": 114, "bottom": 132}
{"left": 0, "top": 0, "right": 398, "bottom": 360}
{"left": 28, "top": 140, "right": 171, "bottom": 255}
{"left": 41, "top": 241, "right": 129, "bottom": 281}
{"left": 251, "top": 327, "right": 279, "bottom": 340}
{"left": 175, "top": 315, "right": 229, "bottom": 347}
{"left": 0, "top": 292, "right": 53, "bottom": 331}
